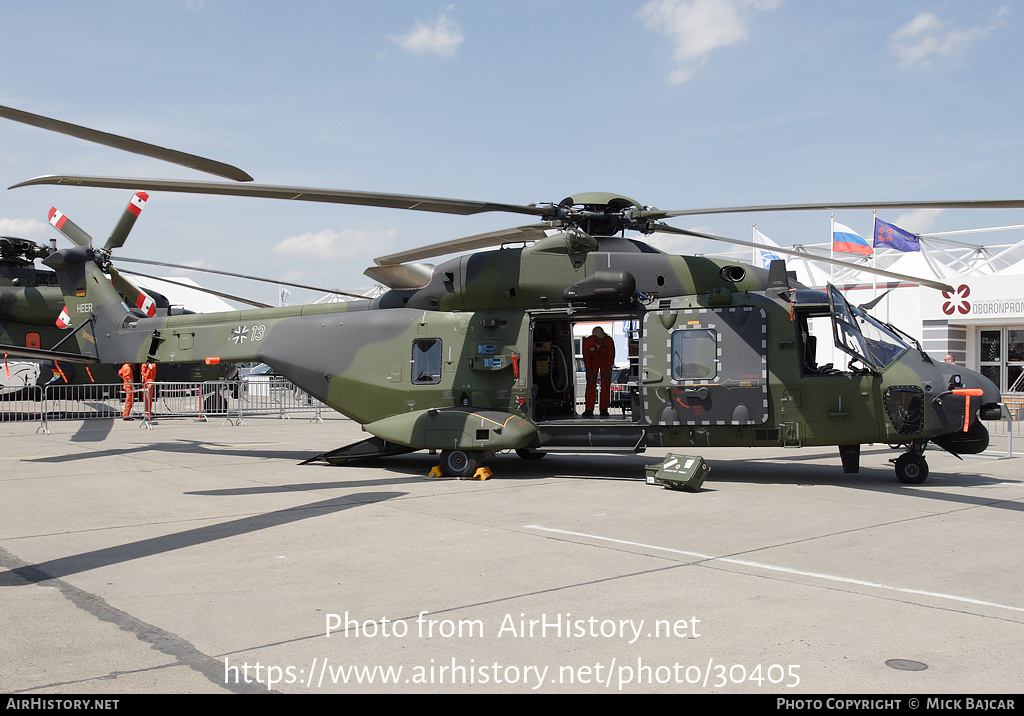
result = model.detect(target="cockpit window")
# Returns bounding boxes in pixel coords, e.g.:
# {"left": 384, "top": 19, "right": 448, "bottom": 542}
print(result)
{"left": 853, "top": 310, "right": 910, "bottom": 369}
{"left": 827, "top": 285, "right": 909, "bottom": 371}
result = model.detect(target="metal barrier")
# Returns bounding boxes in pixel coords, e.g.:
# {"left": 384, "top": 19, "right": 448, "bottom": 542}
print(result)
{"left": 978, "top": 398, "right": 1019, "bottom": 458}
{"left": 9, "top": 377, "right": 327, "bottom": 433}
{"left": 238, "top": 376, "right": 323, "bottom": 422}
{"left": 0, "top": 387, "right": 44, "bottom": 423}
{"left": 1001, "top": 392, "right": 1024, "bottom": 422}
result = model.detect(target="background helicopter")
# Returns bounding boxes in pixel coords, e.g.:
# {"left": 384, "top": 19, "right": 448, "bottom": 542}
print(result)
{"left": 0, "top": 105, "right": 370, "bottom": 392}
{"left": 12, "top": 134, "right": 1012, "bottom": 482}
{"left": 0, "top": 104, "right": 262, "bottom": 391}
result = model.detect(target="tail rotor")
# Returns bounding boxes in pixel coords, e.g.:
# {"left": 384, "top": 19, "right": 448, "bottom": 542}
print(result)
{"left": 47, "top": 191, "right": 157, "bottom": 318}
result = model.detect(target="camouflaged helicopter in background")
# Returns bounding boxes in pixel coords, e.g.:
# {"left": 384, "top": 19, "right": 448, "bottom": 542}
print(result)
{"left": 4, "top": 106, "right": 1014, "bottom": 482}
{"left": 0, "top": 105, "right": 353, "bottom": 391}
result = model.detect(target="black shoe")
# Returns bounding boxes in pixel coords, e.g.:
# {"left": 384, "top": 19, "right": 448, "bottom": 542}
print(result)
{"left": 122, "top": 417, "right": 134, "bottom": 421}
{"left": 582, "top": 410, "right": 594, "bottom": 418}
{"left": 600, "top": 410, "right": 610, "bottom": 417}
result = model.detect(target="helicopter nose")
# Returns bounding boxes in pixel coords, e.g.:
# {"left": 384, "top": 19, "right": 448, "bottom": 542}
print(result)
{"left": 947, "top": 366, "right": 1003, "bottom": 420}
{"left": 929, "top": 366, "right": 1002, "bottom": 455}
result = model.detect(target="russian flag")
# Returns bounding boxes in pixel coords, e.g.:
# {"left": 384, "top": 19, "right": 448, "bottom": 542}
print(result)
{"left": 833, "top": 222, "right": 872, "bottom": 256}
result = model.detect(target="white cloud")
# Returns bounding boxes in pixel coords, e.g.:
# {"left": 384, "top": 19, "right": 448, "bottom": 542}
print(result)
{"left": 272, "top": 228, "right": 398, "bottom": 262}
{"left": 390, "top": 5, "right": 464, "bottom": 57}
{"left": 893, "top": 209, "right": 946, "bottom": 234}
{"left": 891, "top": 6, "right": 1009, "bottom": 68}
{"left": 0, "top": 218, "right": 49, "bottom": 240}
{"left": 639, "top": 0, "right": 781, "bottom": 84}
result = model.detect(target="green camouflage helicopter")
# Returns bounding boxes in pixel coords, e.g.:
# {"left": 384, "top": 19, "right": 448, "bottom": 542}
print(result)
{"left": 4, "top": 108, "right": 1013, "bottom": 482}
{"left": 0, "top": 105, "right": 356, "bottom": 391}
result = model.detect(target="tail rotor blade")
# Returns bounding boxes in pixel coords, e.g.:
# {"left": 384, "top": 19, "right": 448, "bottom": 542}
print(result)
{"left": 109, "top": 265, "right": 156, "bottom": 317}
{"left": 47, "top": 207, "right": 93, "bottom": 247}
{"left": 104, "top": 191, "right": 149, "bottom": 250}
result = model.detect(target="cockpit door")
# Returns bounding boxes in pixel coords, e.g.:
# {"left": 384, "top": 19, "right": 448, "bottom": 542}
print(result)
{"left": 827, "top": 284, "right": 876, "bottom": 371}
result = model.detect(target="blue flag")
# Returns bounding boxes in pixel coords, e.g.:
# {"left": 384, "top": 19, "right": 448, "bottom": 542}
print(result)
{"left": 873, "top": 217, "right": 921, "bottom": 252}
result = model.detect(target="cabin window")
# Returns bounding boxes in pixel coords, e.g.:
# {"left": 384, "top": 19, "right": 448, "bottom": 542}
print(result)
{"left": 671, "top": 329, "right": 718, "bottom": 380}
{"left": 411, "top": 338, "right": 442, "bottom": 384}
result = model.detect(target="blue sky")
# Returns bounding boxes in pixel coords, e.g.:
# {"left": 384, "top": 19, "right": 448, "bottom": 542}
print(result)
{"left": 2, "top": 1, "right": 1022, "bottom": 304}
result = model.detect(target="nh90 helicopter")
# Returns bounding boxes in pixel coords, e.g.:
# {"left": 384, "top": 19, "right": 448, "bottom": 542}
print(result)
{"left": 4, "top": 107, "right": 1013, "bottom": 483}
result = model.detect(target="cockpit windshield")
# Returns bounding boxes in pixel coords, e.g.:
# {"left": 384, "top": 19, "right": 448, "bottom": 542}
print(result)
{"left": 853, "top": 309, "right": 911, "bottom": 369}
{"left": 828, "top": 285, "right": 910, "bottom": 371}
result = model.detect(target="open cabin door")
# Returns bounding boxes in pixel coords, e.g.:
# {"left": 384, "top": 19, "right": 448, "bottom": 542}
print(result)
{"left": 642, "top": 303, "right": 769, "bottom": 426}
{"left": 526, "top": 311, "right": 644, "bottom": 423}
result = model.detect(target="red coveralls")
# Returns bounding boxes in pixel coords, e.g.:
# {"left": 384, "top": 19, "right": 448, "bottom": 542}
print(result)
{"left": 118, "top": 363, "right": 135, "bottom": 419}
{"left": 583, "top": 332, "right": 615, "bottom": 413}
{"left": 140, "top": 363, "right": 156, "bottom": 419}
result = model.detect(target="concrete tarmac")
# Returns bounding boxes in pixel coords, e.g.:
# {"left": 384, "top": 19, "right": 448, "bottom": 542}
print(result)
{"left": 1, "top": 415, "right": 1022, "bottom": 695}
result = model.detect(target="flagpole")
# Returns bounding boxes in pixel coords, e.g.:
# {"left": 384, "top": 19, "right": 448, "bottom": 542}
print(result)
{"left": 872, "top": 210, "right": 878, "bottom": 307}
{"left": 830, "top": 214, "right": 835, "bottom": 284}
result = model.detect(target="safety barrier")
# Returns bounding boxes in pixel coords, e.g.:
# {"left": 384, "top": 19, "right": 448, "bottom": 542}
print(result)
{"left": 997, "top": 393, "right": 1024, "bottom": 427}
{"left": 977, "top": 396, "right": 1020, "bottom": 458}
{"left": 0, "top": 387, "right": 43, "bottom": 423}
{"left": 238, "top": 376, "right": 324, "bottom": 423}
{"left": 2, "top": 377, "right": 326, "bottom": 433}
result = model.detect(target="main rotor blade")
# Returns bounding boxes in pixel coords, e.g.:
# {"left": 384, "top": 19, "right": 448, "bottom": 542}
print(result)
{"left": 15, "top": 172, "right": 1024, "bottom": 220}
{"left": 114, "top": 256, "right": 369, "bottom": 299}
{"left": 652, "top": 222, "right": 955, "bottom": 293}
{"left": 0, "top": 105, "right": 253, "bottom": 182}
{"left": 11, "top": 175, "right": 546, "bottom": 217}
{"left": 118, "top": 268, "right": 272, "bottom": 308}
{"left": 374, "top": 224, "right": 553, "bottom": 265}
{"left": 643, "top": 199, "right": 1024, "bottom": 220}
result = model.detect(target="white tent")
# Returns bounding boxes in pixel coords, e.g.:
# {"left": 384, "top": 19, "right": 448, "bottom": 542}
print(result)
{"left": 132, "top": 276, "right": 236, "bottom": 313}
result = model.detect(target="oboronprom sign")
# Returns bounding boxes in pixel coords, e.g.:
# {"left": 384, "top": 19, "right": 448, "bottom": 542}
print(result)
{"left": 922, "top": 275, "right": 1024, "bottom": 322}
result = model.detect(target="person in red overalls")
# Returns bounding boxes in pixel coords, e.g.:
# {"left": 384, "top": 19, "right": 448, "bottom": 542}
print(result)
{"left": 582, "top": 326, "right": 615, "bottom": 417}
{"left": 118, "top": 363, "right": 136, "bottom": 420}
{"left": 140, "top": 362, "right": 156, "bottom": 420}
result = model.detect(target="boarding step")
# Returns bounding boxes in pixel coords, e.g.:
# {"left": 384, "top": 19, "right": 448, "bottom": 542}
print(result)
{"left": 535, "top": 423, "right": 648, "bottom": 453}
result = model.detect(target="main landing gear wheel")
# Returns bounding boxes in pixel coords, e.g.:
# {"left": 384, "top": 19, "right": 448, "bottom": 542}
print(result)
{"left": 439, "top": 449, "right": 482, "bottom": 478}
{"left": 894, "top": 453, "right": 928, "bottom": 484}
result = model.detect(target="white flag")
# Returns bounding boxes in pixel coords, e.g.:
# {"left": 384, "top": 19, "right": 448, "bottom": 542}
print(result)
{"left": 753, "top": 229, "right": 783, "bottom": 269}
{"left": 279, "top": 285, "right": 291, "bottom": 307}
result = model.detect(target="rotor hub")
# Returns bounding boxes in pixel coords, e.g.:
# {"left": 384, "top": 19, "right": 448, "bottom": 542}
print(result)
{"left": 535, "top": 193, "right": 657, "bottom": 236}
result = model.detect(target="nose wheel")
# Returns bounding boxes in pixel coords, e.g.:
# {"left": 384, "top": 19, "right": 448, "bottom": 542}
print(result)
{"left": 892, "top": 452, "right": 929, "bottom": 484}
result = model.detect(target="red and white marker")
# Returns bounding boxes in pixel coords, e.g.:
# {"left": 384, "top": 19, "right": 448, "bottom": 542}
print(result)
{"left": 56, "top": 306, "right": 71, "bottom": 328}
{"left": 135, "top": 291, "right": 156, "bottom": 318}
{"left": 127, "top": 191, "right": 149, "bottom": 216}
{"left": 48, "top": 207, "right": 68, "bottom": 231}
